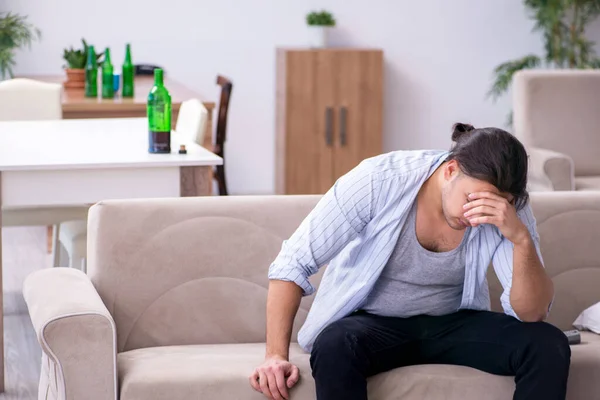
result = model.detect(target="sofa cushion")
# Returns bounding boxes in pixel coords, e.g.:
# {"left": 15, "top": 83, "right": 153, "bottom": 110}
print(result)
{"left": 117, "top": 343, "right": 513, "bottom": 400}
{"left": 581, "top": 331, "right": 600, "bottom": 344}
{"left": 118, "top": 343, "right": 316, "bottom": 400}
{"left": 575, "top": 176, "right": 600, "bottom": 191}
{"left": 116, "top": 339, "right": 595, "bottom": 400}
{"left": 119, "top": 338, "right": 600, "bottom": 400}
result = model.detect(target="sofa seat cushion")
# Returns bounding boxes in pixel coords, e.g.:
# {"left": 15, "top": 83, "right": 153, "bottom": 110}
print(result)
{"left": 118, "top": 343, "right": 316, "bottom": 400}
{"left": 582, "top": 331, "right": 600, "bottom": 344}
{"left": 575, "top": 176, "right": 600, "bottom": 190}
{"left": 118, "top": 343, "right": 514, "bottom": 400}
{"left": 118, "top": 338, "right": 600, "bottom": 400}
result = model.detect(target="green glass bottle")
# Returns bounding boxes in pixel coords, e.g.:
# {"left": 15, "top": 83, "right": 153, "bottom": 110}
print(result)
{"left": 101, "top": 48, "right": 114, "bottom": 99}
{"left": 84, "top": 45, "right": 97, "bottom": 98}
{"left": 147, "top": 69, "right": 172, "bottom": 153}
{"left": 122, "top": 43, "right": 134, "bottom": 98}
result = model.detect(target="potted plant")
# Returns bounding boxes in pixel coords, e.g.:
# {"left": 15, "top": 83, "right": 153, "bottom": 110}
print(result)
{"left": 306, "top": 10, "right": 336, "bottom": 48}
{"left": 62, "top": 39, "right": 103, "bottom": 89}
{"left": 488, "top": 0, "right": 600, "bottom": 125}
{"left": 0, "top": 12, "right": 41, "bottom": 80}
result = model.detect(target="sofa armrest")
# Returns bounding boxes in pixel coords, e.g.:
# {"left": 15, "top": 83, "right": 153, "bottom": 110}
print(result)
{"left": 528, "top": 147, "right": 575, "bottom": 191}
{"left": 23, "top": 268, "right": 117, "bottom": 400}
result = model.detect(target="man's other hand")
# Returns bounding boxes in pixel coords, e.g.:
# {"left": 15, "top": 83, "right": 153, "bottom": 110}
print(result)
{"left": 249, "top": 356, "right": 300, "bottom": 399}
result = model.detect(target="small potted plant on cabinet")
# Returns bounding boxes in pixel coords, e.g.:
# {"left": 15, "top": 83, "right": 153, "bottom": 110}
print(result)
{"left": 62, "top": 39, "right": 102, "bottom": 88}
{"left": 306, "top": 10, "right": 336, "bottom": 48}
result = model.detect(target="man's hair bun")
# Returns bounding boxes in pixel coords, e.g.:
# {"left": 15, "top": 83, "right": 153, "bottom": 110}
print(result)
{"left": 451, "top": 122, "right": 475, "bottom": 142}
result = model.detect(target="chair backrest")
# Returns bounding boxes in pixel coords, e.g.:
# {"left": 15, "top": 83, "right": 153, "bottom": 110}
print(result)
{"left": 489, "top": 191, "right": 600, "bottom": 330}
{"left": 0, "top": 78, "right": 62, "bottom": 121}
{"left": 214, "top": 75, "right": 232, "bottom": 158}
{"left": 175, "top": 98, "right": 208, "bottom": 146}
{"left": 87, "top": 192, "right": 600, "bottom": 352}
{"left": 513, "top": 70, "right": 600, "bottom": 176}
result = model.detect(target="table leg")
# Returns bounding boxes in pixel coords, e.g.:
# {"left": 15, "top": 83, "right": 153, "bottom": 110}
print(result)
{"left": 0, "top": 172, "right": 5, "bottom": 392}
{"left": 46, "top": 225, "right": 53, "bottom": 254}
{"left": 180, "top": 166, "right": 212, "bottom": 196}
{"left": 52, "top": 224, "right": 60, "bottom": 267}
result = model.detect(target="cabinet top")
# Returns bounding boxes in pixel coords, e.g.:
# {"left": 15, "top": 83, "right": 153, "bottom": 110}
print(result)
{"left": 276, "top": 47, "right": 383, "bottom": 53}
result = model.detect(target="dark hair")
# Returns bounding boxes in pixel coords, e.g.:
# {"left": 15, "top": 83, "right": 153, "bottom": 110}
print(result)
{"left": 447, "top": 122, "right": 529, "bottom": 210}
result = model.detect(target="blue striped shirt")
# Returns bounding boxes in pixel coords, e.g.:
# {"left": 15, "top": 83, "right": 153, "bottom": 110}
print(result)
{"left": 268, "top": 150, "right": 544, "bottom": 352}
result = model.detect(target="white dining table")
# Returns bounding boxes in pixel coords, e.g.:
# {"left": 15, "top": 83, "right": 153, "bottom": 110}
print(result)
{"left": 0, "top": 117, "right": 222, "bottom": 391}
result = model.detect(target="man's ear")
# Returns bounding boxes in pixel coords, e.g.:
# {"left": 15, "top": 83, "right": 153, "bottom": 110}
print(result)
{"left": 444, "top": 160, "right": 460, "bottom": 181}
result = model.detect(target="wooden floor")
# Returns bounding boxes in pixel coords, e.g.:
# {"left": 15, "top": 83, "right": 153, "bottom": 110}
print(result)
{"left": 1, "top": 226, "right": 49, "bottom": 400}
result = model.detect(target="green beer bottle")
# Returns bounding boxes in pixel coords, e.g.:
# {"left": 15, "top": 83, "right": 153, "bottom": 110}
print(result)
{"left": 122, "top": 43, "right": 134, "bottom": 98}
{"left": 147, "top": 69, "right": 172, "bottom": 153}
{"left": 101, "top": 48, "right": 114, "bottom": 99}
{"left": 84, "top": 45, "right": 97, "bottom": 98}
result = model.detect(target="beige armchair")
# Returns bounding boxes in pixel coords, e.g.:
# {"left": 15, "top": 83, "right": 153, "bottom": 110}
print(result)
{"left": 513, "top": 70, "right": 600, "bottom": 191}
{"left": 24, "top": 194, "right": 600, "bottom": 399}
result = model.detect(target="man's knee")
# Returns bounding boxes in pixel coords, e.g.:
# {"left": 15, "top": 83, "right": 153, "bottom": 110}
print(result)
{"left": 312, "top": 321, "right": 354, "bottom": 359}
{"left": 310, "top": 318, "right": 367, "bottom": 370}
{"left": 520, "top": 322, "right": 571, "bottom": 366}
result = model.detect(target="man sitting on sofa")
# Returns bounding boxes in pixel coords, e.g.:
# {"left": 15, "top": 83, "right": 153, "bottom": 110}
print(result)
{"left": 249, "top": 123, "right": 570, "bottom": 400}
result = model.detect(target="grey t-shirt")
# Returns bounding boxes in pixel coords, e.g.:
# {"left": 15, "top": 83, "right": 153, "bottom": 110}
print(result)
{"left": 361, "top": 201, "right": 470, "bottom": 317}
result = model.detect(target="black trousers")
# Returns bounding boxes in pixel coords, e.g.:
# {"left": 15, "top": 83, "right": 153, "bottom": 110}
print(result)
{"left": 310, "top": 310, "right": 571, "bottom": 400}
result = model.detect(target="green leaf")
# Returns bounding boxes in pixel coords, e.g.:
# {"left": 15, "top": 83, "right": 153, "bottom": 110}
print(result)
{"left": 306, "top": 10, "right": 336, "bottom": 26}
{"left": 487, "top": 55, "right": 541, "bottom": 102}
{"left": 581, "top": 57, "right": 600, "bottom": 68}
{"left": 488, "top": 0, "right": 600, "bottom": 103}
{"left": 0, "top": 12, "right": 41, "bottom": 79}
{"left": 62, "top": 38, "right": 103, "bottom": 69}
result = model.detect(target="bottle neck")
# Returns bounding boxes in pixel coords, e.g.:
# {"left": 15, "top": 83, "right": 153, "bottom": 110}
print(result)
{"left": 87, "top": 46, "right": 96, "bottom": 66}
{"left": 124, "top": 45, "right": 132, "bottom": 64}
{"left": 104, "top": 49, "right": 111, "bottom": 65}
{"left": 154, "top": 70, "right": 164, "bottom": 86}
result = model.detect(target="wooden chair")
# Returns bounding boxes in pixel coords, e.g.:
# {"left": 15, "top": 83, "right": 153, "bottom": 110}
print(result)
{"left": 215, "top": 75, "right": 233, "bottom": 196}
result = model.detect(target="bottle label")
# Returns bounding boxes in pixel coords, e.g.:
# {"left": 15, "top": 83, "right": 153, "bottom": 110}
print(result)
{"left": 148, "top": 130, "right": 171, "bottom": 153}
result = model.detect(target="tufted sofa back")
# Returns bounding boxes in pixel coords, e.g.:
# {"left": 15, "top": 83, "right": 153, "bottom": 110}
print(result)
{"left": 87, "top": 195, "right": 323, "bottom": 352}
{"left": 88, "top": 192, "right": 600, "bottom": 353}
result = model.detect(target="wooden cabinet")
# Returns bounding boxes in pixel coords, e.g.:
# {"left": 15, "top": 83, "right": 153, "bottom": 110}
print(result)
{"left": 275, "top": 48, "right": 383, "bottom": 194}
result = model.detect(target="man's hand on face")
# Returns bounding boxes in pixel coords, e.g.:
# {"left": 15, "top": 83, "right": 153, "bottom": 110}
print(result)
{"left": 462, "top": 192, "right": 530, "bottom": 245}
{"left": 249, "top": 356, "right": 300, "bottom": 400}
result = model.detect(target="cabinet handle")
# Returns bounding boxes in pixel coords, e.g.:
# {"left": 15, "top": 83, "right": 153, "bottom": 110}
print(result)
{"left": 325, "top": 107, "right": 333, "bottom": 146}
{"left": 340, "top": 106, "right": 347, "bottom": 146}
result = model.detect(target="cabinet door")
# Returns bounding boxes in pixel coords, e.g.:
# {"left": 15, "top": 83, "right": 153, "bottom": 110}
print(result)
{"left": 333, "top": 50, "right": 383, "bottom": 181}
{"left": 283, "top": 50, "right": 335, "bottom": 194}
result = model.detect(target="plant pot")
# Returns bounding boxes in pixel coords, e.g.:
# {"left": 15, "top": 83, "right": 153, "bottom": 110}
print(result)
{"left": 64, "top": 68, "right": 85, "bottom": 89}
{"left": 308, "top": 26, "right": 329, "bottom": 48}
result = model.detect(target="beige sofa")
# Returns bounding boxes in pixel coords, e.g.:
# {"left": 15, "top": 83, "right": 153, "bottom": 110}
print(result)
{"left": 513, "top": 70, "right": 600, "bottom": 191}
{"left": 24, "top": 193, "right": 600, "bottom": 400}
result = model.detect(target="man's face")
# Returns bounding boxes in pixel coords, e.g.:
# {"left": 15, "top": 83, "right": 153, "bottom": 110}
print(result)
{"left": 441, "top": 161, "right": 512, "bottom": 230}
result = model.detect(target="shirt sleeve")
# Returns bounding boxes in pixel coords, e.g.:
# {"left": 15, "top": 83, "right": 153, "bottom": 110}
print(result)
{"left": 491, "top": 202, "right": 550, "bottom": 320}
{"left": 268, "top": 161, "right": 380, "bottom": 296}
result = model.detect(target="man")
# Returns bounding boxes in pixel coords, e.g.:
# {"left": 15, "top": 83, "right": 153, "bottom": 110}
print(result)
{"left": 249, "top": 123, "right": 570, "bottom": 400}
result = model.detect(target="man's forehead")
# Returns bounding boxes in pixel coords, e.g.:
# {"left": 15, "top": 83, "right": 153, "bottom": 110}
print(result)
{"left": 468, "top": 182, "right": 514, "bottom": 202}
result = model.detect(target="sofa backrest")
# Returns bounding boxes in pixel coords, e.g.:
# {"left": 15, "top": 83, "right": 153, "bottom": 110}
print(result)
{"left": 87, "top": 195, "right": 323, "bottom": 353}
{"left": 513, "top": 70, "right": 600, "bottom": 176}
{"left": 88, "top": 192, "right": 600, "bottom": 353}
{"left": 488, "top": 191, "right": 600, "bottom": 329}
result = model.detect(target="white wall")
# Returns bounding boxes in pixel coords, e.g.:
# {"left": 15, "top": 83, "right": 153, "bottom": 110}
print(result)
{"left": 6, "top": 0, "right": 547, "bottom": 194}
